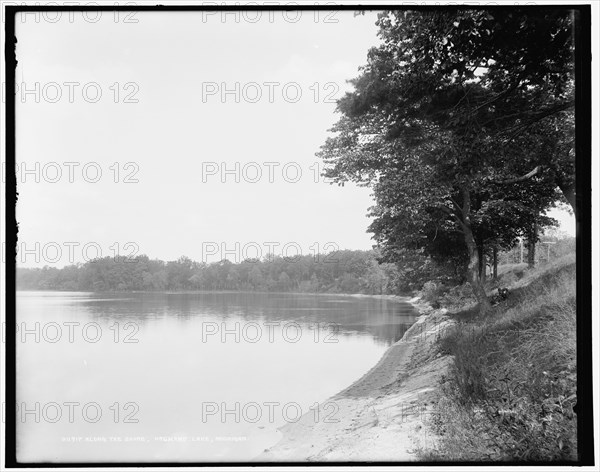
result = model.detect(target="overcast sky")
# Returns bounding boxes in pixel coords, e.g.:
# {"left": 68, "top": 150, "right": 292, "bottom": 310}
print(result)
{"left": 13, "top": 9, "right": 575, "bottom": 267}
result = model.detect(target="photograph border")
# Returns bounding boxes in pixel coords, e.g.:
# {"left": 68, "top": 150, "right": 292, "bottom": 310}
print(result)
{"left": 3, "top": 2, "right": 594, "bottom": 468}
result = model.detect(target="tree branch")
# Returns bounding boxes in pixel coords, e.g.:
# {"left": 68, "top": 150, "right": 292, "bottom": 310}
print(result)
{"left": 501, "top": 100, "right": 575, "bottom": 144}
{"left": 471, "top": 77, "right": 524, "bottom": 114}
{"left": 433, "top": 203, "right": 468, "bottom": 234}
{"left": 496, "top": 166, "right": 541, "bottom": 184}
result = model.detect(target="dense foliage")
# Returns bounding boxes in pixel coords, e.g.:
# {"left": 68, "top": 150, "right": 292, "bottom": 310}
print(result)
{"left": 319, "top": 9, "right": 576, "bottom": 311}
{"left": 430, "top": 257, "right": 577, "bottom": 461}
{"left": 17, "top": 250, "right": 411, "bottom": 294}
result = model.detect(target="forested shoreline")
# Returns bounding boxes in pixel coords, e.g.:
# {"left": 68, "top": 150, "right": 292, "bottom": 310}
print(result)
{"left": 17, "top": 235, "right": 573, "bottom": 295}
{"left": 17, "top": 250, "right": 401, "bottom": 294}
{"left": 265, "top": 8, "right": 581, "bottom": 461}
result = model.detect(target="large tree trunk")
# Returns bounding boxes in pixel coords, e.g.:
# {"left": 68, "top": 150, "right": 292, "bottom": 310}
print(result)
{"left": 493, "top": 246, "right": 498, "bottom": 280}
{"left": 527, "top": 223, "right": 538, "bottom": 268}
{"left": 557, "top": 181, "right": 576, "bottom": 213}
{"left": 464, "top": 227, "right": 491, "bottom": 313}
{"left": 477, "top": 245, "right": 486, "bottom": 282}
{"left": 460, "top": 188, "right": 492, "bottom": 314}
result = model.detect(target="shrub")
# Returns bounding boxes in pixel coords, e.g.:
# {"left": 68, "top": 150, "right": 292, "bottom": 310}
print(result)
{"left": 422, "top": 281, "right": 447, "bottom": 304}
{"left": 440, "top": 284, "right": 476, "bottom": 308}
{"left": 424, "top": 259, "right": 577, "bottom": 461}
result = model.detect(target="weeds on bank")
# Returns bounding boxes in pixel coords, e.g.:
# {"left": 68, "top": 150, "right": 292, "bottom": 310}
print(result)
{"left": 423, "top": 258, "right": 577, "bottom": 461}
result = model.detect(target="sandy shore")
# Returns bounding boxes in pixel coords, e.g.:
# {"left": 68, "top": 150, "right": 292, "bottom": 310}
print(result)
{"left": 257, "top": 302, "right": 455, "bottom": 462}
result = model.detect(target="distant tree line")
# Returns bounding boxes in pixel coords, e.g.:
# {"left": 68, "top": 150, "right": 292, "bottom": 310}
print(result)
{"left": 17, "top": 233, "right": 572, "bottom": 294}
{"left": 17, "top": 250, "right": 412, "bottom": 294}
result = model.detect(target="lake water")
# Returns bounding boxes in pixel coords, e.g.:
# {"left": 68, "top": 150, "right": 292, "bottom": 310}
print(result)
{"left": 16, "top": 291, "right": 418, "bottom": 463}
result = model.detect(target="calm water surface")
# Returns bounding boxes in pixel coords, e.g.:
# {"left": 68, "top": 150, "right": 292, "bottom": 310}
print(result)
{"left": 16, "top": 291, "right": 418, "bottom": 462}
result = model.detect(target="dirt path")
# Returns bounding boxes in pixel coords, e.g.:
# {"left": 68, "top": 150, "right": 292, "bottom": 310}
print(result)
{"left": 257, "top": 308, "right": 455, "bottom": 462}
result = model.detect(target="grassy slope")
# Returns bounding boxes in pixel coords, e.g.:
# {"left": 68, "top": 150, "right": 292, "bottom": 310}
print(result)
{"left": 420, "top": 253, "right": 577, "bottom": 461}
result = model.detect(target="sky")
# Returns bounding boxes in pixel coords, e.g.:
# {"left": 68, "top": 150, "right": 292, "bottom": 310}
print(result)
{"left": 11, "top": 9, "right": 575, "bottom": 267}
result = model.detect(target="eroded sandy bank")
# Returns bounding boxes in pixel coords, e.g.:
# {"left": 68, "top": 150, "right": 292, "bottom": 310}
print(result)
{"left": 258, "top": 304, "right": 455, "bottom": 462}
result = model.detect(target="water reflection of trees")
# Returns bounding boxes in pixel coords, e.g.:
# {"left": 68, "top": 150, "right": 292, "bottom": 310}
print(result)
{"left": 79, "top": 292, "right": 419, "bottom": 346}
